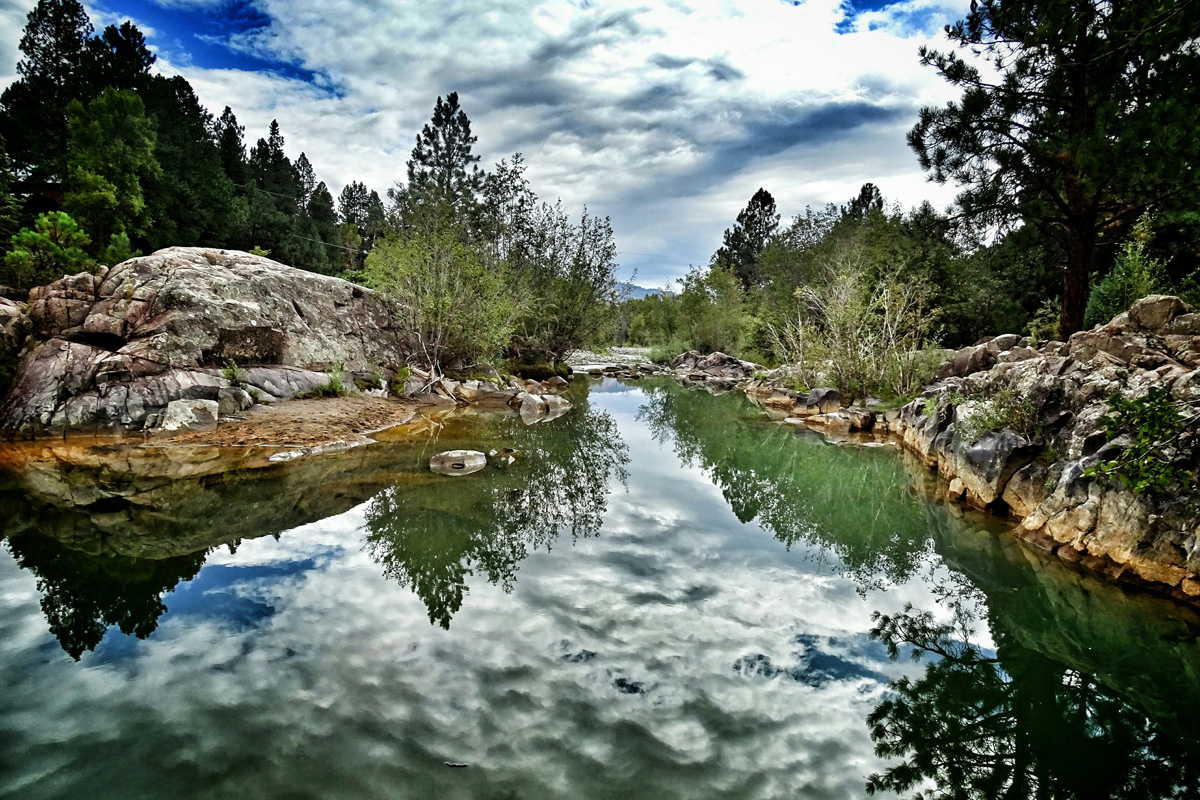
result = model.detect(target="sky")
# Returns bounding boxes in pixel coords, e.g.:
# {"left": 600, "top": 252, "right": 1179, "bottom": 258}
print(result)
{"left": 0, "top": 0, "right": 968, "bottom": 287}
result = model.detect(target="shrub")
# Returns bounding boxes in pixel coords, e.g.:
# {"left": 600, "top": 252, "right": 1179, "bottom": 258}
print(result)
{"left": 1084, "top": 213, "right": 1163, "bottom": 328}
{"left": 956, "top": 387, "right": 1040, "bottom": 441}
{"left": 221, "top": 359, "right": 248, "bottom": 388}
{"left": 2, "top": 211, "right": 94, "bottom": 291}
{"left": 649, "top": 339, "right": 689, "bottom": 364}
{"left": 365, "top": 224, "right": 515, "bottom": 369}
{"left": 1085, "top": 388, "right": 1198, "bottom": 495}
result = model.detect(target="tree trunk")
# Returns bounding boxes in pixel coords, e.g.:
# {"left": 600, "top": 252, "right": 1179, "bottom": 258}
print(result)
{"left": 1060, "top": 224, "right": 1095, "bottom": 337}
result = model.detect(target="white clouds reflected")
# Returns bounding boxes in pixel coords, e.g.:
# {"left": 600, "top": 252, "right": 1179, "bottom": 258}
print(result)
{"left": 0, "top": 383, "right": 989, "bottom": 800}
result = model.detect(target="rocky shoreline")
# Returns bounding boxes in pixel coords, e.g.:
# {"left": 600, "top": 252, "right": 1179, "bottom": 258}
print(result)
{"left": 0, "top": 248, "right": 578, "bottom": 440}
{"left": 664, "top": 296, "right": 1200, "bottom": 606}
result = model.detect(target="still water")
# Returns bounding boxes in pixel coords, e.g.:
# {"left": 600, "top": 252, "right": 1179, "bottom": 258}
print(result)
{"left": 1, "top": 378, "right": 1199, "bottom": 799}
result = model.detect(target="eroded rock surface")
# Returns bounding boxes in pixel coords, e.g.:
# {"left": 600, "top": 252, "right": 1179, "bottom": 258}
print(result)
{"left": 894, "top": 296, "right": 1200, "bottom": 598}
{"left": 2, "top": 248, "right": 411, "bottom": 435}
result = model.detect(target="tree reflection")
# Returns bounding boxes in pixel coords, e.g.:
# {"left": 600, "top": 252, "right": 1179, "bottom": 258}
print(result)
{"left": 637, "top": 380, "right": 936, "bottom": 587}
{"left": 363, "top": 397, "right": 629, "bottom": 628}
{"left": 867, "top": 601, "right": 1200, "bottom": 799}
{"left": 4, "top": 534, "right": 206, "bottom": 660}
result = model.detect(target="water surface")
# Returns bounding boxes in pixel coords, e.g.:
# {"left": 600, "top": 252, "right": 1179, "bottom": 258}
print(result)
{"left": 2, "top": 378, "right": 1199, "bottom": 799}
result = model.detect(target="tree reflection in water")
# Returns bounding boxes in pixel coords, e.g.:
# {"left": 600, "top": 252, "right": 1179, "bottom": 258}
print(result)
{"left": 637, "top": 380, "right": 939, "bottom": 589}
{"left": 4, "top": 534, "right": 206, "bottom": 660}
{"left": 363, "top": 398, "right": 629, "bottom": 628}
{"left": 868, "top": 597, "right": 1200, "bottom": 799}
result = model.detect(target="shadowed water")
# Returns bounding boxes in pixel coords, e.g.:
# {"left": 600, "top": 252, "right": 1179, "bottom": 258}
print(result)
{"left": 1, "top": 378, "right": 1198, "bottom": 799}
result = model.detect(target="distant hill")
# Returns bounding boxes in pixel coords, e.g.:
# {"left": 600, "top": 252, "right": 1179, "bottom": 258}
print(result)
{"left": 619, "top": 283, "right": 673, "bottom": 300}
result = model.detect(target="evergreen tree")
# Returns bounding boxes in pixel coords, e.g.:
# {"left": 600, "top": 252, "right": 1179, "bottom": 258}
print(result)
{"left": 83, "top": 21, "right": 155, "bottom": 95}
{"left": 214, "top": 106, "right": 251, "bottom": 188}
{"left": 338, "top": 181, "right": 370, "bottom": 228}
{"left": 0, "top": 0, "right": 94, "bottom": 186}
{"left": 0, "top": 138, "right": 23, "bottom": 250}
{"left": 63, "top": 88, "right": 161, "bottom": 251}
{"left": 401, "top": 92, "right": 482, "bottom": 217}
{"left": 713, "top": 188, "right": 779, "bottom": 290}
{"left": 841, "top": 182, "right": 884, "bottom": 222}
{"left": 294, "top": 152, "right": 316, "bottom": 209}
{"left": 909, "top": 0, "right": 1200, "bottom": 335}
{"left": 140, "top": 75, "right": 236, "bottom": 250}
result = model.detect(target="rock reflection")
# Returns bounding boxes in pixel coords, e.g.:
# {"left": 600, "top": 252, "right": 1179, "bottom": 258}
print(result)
{"left": 363, "top": 397, "right": 629, "bottom": 628}
{"left": 637, "top": 380, "right": 941, "bottom": 587}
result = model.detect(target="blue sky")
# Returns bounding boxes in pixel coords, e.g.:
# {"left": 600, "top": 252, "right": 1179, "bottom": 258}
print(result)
{"left": 0, "top": 0, "right": 968, "bottom": 286}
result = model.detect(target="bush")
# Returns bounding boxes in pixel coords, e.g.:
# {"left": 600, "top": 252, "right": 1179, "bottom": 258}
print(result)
{"left": 221, "top": 359, "right": 248, "bottom": 388}
{"left": 956, "top": 387, "right": 1040, "bottom": 441}
{"left": 649, "top": 339, "right": 689, "bottom": 364}
{"left": 1084, "top": 213, "right": 1163, "bottom": 328}
{"left": 298, "top": 364, "right": 350, "bottom": 399}
{"left": 1085, "top": 388, "right": 1198, "bottom": 495}
{"left": 365, "top": 221, "right": 515, "bottom": 369}
{"left": 2, "top": 211, "right": 94, "bottom": 291}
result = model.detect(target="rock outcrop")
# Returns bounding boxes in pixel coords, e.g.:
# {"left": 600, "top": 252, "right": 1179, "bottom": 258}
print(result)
{"left": 1, "top": 248, "right": 411, "bottom": 435}
{"left": 894, "top": 294, "right": 1200, "bottom": 599}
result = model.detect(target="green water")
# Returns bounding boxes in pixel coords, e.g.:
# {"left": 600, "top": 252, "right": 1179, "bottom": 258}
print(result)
{"left": 1, "top": 378, "right": 1198, "bottom": 799}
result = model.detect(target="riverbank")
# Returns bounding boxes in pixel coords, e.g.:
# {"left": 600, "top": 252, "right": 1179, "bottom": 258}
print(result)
{"left": 664, "top": 296, "right": 1200, "bottom": 607}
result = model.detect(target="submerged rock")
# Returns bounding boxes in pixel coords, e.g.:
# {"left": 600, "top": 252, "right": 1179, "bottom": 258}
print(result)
{"left": 429, "top": 450, "right": 487, "bottom": 476}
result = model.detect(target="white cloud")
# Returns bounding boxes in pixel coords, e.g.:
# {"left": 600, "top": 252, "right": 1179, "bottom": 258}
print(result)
{"left": 0, "top": 0, "right": 968, "bottom": 284}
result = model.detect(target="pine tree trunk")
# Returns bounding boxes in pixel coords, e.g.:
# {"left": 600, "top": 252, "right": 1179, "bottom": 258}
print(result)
{"left": 1060, "top": 224, "right": 1095, "bottom": 337}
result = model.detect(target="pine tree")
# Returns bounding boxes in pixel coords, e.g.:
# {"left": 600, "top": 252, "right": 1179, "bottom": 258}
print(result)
{"left": 0, "top": 0, "right": 94, "bottom": 186}
{"left": 402, "top": 92, "right": 482, "bottom": 216}
{"left": 713, "top": 188, "right": 779, "bottom": 290}
{"left": 63, "top": 88, "right": 161, "bottom": 250}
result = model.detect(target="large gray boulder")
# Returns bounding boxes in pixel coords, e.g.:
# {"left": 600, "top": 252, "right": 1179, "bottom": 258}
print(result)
{"left": 1, "top": 248, "right": 410, "bottom": 435}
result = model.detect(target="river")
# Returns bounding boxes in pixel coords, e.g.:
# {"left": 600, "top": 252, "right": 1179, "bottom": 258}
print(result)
{"left": 1, "top": 377, "right": 1198, "bottom": 799}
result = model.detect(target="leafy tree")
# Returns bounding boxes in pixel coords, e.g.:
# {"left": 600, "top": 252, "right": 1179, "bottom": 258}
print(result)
{"left": 678, "top": 264, "right": 747, "bottom": 354}
{"left": 100, "top": 231, "right": 139, "bottom": 267}
{"left": 0, "top": 0, "right": 94, "bottom": 186}
{"left": 399, "top": 92, "right": 483, "bottom": 218}
{"left": 909, "top": 0, "right": 1200, "bottom": 335}
{"left": 3, "top": 210, "right": 92, "bottom": 290}
{"left": 63, "top": 88, "right": 161, "bottom": 250}
{"left": 364, "top": 203, "right": 515, "bottom": 368}
{"left": 713, "top": 187, "right": 779, "bottom": 290}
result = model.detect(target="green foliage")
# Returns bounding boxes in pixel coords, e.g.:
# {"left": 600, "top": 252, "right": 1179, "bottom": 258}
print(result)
{"left": 298, "top": 364, "right": 350, "bottom": 399}
{"left": 678, "top": 265, "right": 747, "bottom": 355}
{"left": 1027, "top": 297, "right": 1062, "bottom": 346}
{"left": 908, "top": 0, "right": 1200, "bottom": 334}
{"left": 712, "top": 187, "right": 779, "bottom": 290}
{"left": 248, "top": 245, "right": 270, "bottom": 257}
{"left": 1084, "top": 213, "right": 1164, "bottom": 328}
{"left": 1085, "top": 389, "right": 1198, "bottom": 496}
{"left": 396, "top": 92, "right": 482, "bottom": 222}
{"left": 100, "top": 231, "right": 139, "bottom": 267}
{"left": 63, "top": 88, "right": 161, "bottom": 249}
{"left": 649, "top": 339, "right": 688, "bottom": 364}
{"left": 956, "top": 387, "right": 1040, "bottom": 441}
{"left": 365, "top": 207, "right": 515, "bottom": 368}
{"left": 221, "top": 359, "right": 248, "bottom": 388}
{"left": 3, "top": 211, "right": 93, "bottom": 290}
